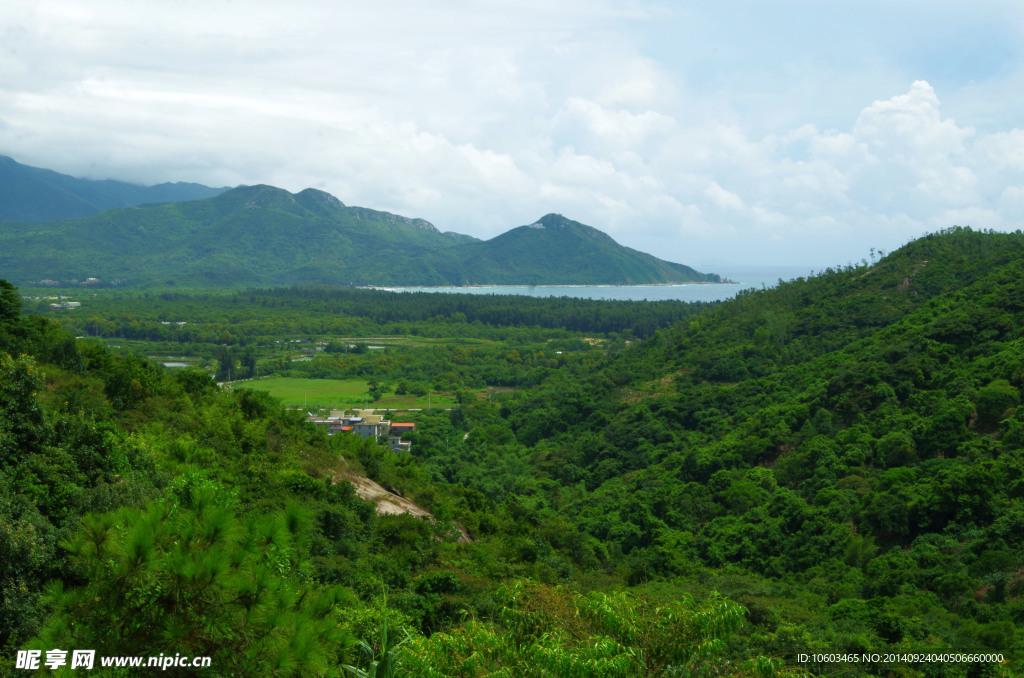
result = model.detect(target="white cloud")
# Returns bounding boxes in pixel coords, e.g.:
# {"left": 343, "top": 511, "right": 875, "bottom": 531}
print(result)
{"left": 975, "top": 129, "right": 1024, "bottom": 175}
{"left": 556, "top": 97, "right": 675, "bottom": 148}
{"left": 703, "top": 181, "right": 744, "bottom": 212}
{"left": 854, "top": 81, "right": 974, "bottom": 158}
{"left": 3, "top": 1, "right": 1024, "bottom": 267}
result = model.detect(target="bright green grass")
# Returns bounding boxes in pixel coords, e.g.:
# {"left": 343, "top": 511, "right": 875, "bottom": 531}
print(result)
{"left": 239, "top": 377, "right": 371, "bottom": 408}
{"left": 240, "top": 377, "right": 456, "bottom": 410}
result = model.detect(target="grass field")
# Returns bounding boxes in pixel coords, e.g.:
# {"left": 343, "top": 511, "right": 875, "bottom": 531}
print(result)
{"left": 238, "top": 377, "right": 370, "bottom": 408}
{"left": 238, "top": 377, "right": 455, "bottom": 410}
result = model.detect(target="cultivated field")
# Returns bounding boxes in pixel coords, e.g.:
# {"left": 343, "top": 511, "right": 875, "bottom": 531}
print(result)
{"left": 240, "top": 377, "right": 455, "bottom": 409}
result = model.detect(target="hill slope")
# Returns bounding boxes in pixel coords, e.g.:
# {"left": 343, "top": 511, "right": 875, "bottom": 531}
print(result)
{"left": 0, "top": 155, "right": 228, "bottom": 221}
{"left": 446, "top": 213, "right": 719, "bottom": 284}
{"left": 0, "top": 185, "right": 719, "bottom": 287}
{"left": 423, "top": 226, "right": 1024, "bottom": 667}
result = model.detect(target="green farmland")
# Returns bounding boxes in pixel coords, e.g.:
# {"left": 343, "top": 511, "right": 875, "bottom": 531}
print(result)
{"left": 239, "top": 377, "right": 455, "bottom": 410}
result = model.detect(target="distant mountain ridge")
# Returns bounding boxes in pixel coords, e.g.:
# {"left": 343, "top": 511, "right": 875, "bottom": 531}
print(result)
{"left": 0, "top": 160, "right": 723, "bottom": 287}
{"left": 448, "top": 213, "right": 713, "bottom": 285}
{"left": 0, "top": 155, "right": 229, "bottom": 221}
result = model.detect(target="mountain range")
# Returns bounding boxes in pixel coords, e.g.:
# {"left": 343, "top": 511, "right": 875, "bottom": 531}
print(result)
{"left": 0, "top": 155, "right": 723, "bottom": 287}
{"left": 0, "top": 154, "right": 227, "bottom": 221}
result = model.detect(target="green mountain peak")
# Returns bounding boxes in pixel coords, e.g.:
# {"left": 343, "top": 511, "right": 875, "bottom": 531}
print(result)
{"left": 533, "top": 213, "right": 573, "bottom": 229}
{"left": 295, "top": 188, "right": 346, "bottom": 211}
{"left": 217, "top": 184, "right": 298, "bottom": 209}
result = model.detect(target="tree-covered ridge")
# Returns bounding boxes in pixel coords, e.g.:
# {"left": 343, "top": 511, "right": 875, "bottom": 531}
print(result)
{"left": 443, "top": 213, "right": 723, "bottom": 285}
{"left": 0, "top": 155, "right": 226, "bottom": 222}
{"left": 420, "top": 227, "right": 1024, "bottom": 672}
{"left": 0, "top": 184, "right": 720, "bottom": 287}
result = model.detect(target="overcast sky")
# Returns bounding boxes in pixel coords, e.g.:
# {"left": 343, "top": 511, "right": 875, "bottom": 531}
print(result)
{"left": 4, "top": 1, "right": 1024, "bottom": 269}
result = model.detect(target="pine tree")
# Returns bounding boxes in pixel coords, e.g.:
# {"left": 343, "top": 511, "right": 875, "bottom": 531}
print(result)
{"left": 33, "top": 483, "right": 353, "bottom": 676}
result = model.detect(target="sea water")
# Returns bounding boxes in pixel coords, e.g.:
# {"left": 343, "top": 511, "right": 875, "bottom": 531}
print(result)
{"left": 378, "top": 266, "right": 814, "bottom": 303}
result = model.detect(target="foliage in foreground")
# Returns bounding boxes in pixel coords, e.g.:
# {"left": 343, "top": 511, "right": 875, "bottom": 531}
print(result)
{"left": 406, "top": 581, "right": 791, "bottom": 678}
{"left": 32, "top": 481, "right": 353, "bottom": 677}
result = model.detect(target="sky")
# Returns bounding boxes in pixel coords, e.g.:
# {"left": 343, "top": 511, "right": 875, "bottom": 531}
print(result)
{"left": 3, "top": 0, "right": 1024, "bottom": 270}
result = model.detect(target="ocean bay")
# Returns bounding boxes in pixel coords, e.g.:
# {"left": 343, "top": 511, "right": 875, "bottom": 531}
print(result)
{"left": 378, "top": 265, "right": 814, "bottom": 303}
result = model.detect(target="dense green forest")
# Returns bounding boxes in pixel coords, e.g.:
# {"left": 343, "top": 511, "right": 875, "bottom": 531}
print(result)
{"left": 3, "top": 226, "right": 1024, "bottom": 677}
{"left": 32, "top": 285, "right": 710, "bottom": 343}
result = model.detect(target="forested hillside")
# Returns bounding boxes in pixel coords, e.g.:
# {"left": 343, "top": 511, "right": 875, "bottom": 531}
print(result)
{"left": 425, "top": 227, "right": 1024, "bottom": 674}
{"left": 0, "top": 155, "right": 226, "bottom": 222}
{"left": 3, "top": 227, "right": 1023, "bottom": 677}
{"left": 0, "top": 182, "right": 721, "bottom": 287}
{"left": 439, "top": 213, "right": 720, "bottom": 285}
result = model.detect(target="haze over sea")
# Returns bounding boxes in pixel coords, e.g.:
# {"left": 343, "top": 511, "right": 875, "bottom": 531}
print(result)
{"left": 381, "top": 265, "right": 813, "bottom": 303}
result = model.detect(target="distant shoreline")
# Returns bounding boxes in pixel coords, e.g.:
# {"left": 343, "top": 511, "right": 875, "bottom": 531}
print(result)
{"left": 366, "top": 280, "right": 738, "bottom": 291}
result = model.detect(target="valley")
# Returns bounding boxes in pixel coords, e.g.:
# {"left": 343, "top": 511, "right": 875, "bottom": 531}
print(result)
{"left": 2, "top": 226, "right": 1023, "bottom": 676}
